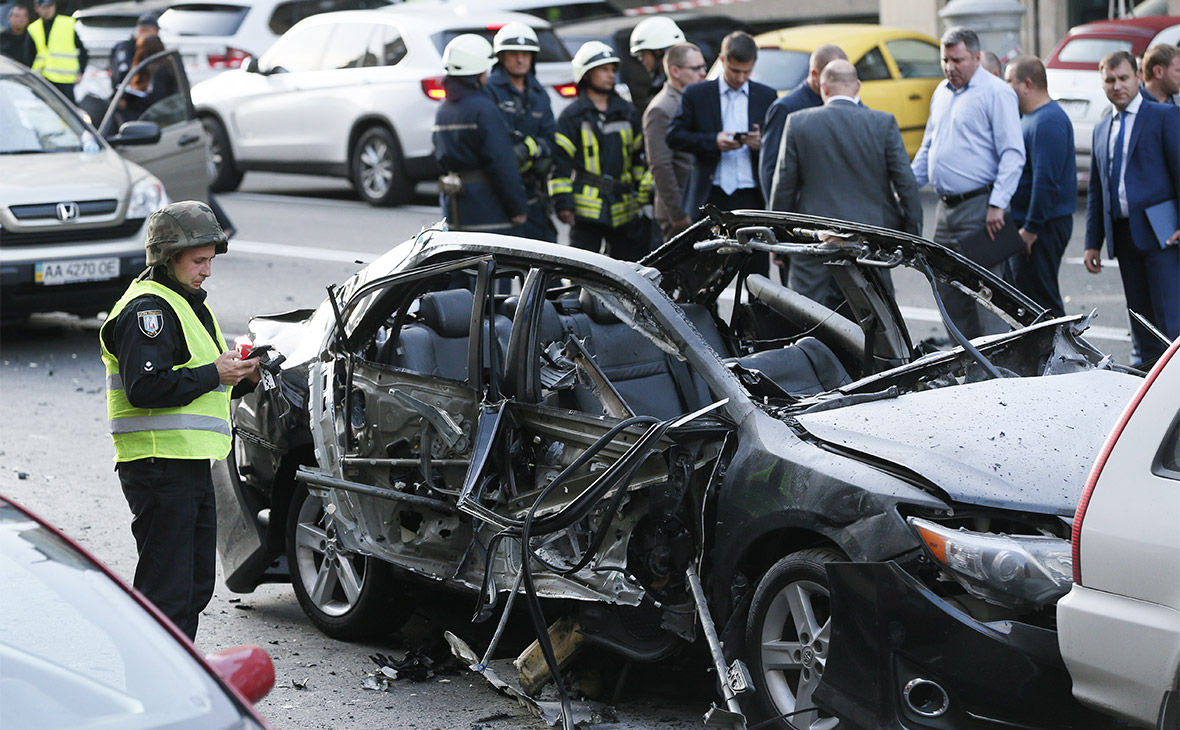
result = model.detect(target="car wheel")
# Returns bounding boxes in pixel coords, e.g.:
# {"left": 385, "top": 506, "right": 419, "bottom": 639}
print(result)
{"left": 202, "top": 116, "right": 244, "bottom": 193}
{"left": 745, "top": 548, "right": 845, "bottom": 730}
{"left": 286, "top": 484, "right": 409, "bottom": 640}
{"left": 350, "top": 126, "right": 412, "bottom": 206}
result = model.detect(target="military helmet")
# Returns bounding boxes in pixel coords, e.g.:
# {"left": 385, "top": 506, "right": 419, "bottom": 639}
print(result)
{"left": 443, "top": 33, "right": 496, "bottom": 76}
{"left": 628, "top": 16, "right": 685, "bottom": 57}
{"left": 144, "top": 200, "right": 227, "bottom": 267}
{"left": 572, "top": 41, "right": 619, "bottom": 85}
{"left": 493, "top": 22, "right": 540, "bottom": 55}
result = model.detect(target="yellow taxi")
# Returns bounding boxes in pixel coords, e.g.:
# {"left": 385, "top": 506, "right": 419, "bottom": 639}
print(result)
{"left": 709, "top": 24, "right": 944, "bottom": 158}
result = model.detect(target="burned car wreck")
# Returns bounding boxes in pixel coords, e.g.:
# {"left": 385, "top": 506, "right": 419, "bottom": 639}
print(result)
{"left": 217, "top": 209, "right": 1139, "bottom": 730}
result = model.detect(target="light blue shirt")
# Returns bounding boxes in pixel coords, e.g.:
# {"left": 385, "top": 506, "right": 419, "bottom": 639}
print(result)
{"left": 713, "top": 76, "right": 756, "bottom": 193}
{"left": 911, "top": 68, "right": 1025, "bottom": 209}
{"left": 1107, "top": 93, "right": 1143, "bottom": 219}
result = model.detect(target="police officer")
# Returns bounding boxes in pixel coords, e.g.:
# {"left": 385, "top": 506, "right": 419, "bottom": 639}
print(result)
{"left": 99, "top": 201, "right": 258, "bottom": 640}
{"left": 28, "top": 0, "right": 87, "bottom": 101}
{"left": 628, "top": 15, "right": 685, "bottom": 114}
{"left": 109, "top": 13, "right": 159, "bottom": 88}
{"left": 432, "top": 34, "right": 528, "bottom": 234}
{"left": 551, "top": 41, "right": 650, "bottom": 260}
{"left": 484, "top": 22, "right": 557, "bottom": 242}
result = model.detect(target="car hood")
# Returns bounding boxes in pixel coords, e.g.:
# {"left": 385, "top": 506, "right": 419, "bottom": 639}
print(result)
{"left": 794, "top": 370, "right": 1142, "bottom": 516}
{"left": 0, "top": 148, "right": 135, "bottom": 209}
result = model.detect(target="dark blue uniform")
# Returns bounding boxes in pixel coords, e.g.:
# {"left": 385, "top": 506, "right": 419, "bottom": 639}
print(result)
{"left": 483, "top": 66, "right": 557, "bottom": 242}
{"left": 432, "top": 76, "right": 528, "bottom": 232}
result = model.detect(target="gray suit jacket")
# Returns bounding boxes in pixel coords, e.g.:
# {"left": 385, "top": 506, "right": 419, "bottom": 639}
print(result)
{"left": 643, "top": 84, "right": 693, "bottom": 230}
{"left": 770, "top": 99, "right": 922, "bottom": 236}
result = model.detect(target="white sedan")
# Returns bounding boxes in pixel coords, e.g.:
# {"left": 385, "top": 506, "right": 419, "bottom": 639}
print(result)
{"left": 191, "top": 4, "right": 576, "bottom": 206}
{"left": 1058, "top": 337, "right": 1180, "bottom": 729}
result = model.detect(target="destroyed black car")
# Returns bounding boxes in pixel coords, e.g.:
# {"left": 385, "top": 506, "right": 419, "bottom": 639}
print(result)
{"left": 217, "top": 209, "right": 1139, "bottom": 730}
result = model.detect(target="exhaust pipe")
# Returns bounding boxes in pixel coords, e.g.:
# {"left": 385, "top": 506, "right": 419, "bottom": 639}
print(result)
{"left": 903, "top": 678, "right": 949, "bottom": 718}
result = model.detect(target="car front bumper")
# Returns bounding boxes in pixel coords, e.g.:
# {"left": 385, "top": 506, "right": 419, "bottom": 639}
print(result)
{"left": 812, "top": 561, "right": 1115, "bottom": 730}
{"left": 1, "top": 236, "right": 146, "bottom": 321}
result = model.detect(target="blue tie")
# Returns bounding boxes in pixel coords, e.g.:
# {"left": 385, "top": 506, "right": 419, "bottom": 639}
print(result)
{"left": 1109, "top": 111, "right": 1125, "bottom": 219}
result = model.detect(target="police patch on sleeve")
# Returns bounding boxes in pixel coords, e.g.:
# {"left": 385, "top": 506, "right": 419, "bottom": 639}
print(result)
{"left": 137, "top": 310, "right": 164, "bottom": 338}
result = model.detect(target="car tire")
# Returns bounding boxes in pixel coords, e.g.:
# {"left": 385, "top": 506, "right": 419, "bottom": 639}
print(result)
{"left": 202, "top": 116, "right": 244, "bottom": 193}
{"left": 350, "top": 126, "right": 412, "bottom": 207}
{"left": 745, "top": 547, "right": 846, "bottom": 730}
{"left": 286, "top": 484, "right": 409, "bottom": 640}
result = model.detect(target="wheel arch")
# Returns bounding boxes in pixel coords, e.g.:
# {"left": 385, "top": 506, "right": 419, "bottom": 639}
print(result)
{"left": 347, "top": 115, "right": 402, "bottom": 167}
{"left": 196, "top": 108, "right": 238, "bottom": 158}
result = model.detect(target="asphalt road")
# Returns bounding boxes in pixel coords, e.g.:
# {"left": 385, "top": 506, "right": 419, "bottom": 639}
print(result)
{"left": 0, "top": 173, "right": 1138, "bottom": 729}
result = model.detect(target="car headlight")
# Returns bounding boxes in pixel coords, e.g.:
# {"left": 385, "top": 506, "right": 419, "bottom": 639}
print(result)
{"left": 128, "top": 176, "right": 168, "bottom": 219}
{"left": 907, "top": 516, "right": 1072, "bottom": 608}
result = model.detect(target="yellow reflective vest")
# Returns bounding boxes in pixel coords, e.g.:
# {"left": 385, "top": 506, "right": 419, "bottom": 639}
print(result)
{"left": 99, "top": 280, "right": 232, "bottom": 462}
{"left": 28, "top": 15, "right": 80, "bottom": 84}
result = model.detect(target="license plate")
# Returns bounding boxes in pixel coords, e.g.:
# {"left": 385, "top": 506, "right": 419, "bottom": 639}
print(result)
{"left": 1058, "top": 99, "right": 1089, "bottom": 120}
{"left": 36, "top": 257, "right": 120, "bottom": 286}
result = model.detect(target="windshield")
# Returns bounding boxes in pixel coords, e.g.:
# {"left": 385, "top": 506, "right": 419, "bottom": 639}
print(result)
{"left": 159, "top": 4, "right": 249, "bottom": 36}
{"left": 0, "top": 76, "right": 100, "bottom": 154}
{"left": 0, "top": 503, "right": 250, "bottom": 729}
{"left": 1056, "top": 37, "right": 1133, "bottom": 64}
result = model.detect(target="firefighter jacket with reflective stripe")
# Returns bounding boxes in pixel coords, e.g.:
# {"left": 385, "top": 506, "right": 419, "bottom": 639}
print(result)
{"left": 433, "top": 76, "right": 529, "bottom": 232}
{"left": 100, "top": 280, "right": 232, "bottom": 462}
{"left": 551, "top": 92, "right": 646, "bottom": 229}
{"left": 483, "top": 67, "right": 556, "bottom": 178}
{"left": 28, "top": 15, "right": 81, "bottom": 84}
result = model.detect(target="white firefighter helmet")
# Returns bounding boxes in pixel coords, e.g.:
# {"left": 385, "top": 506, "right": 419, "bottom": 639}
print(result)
{"left": 493, "top": 22, "right": 540, "bottom": 54}
{"left": 628, "top": 16, "right": 685, "bottom": 57}
{"left": 443, "top": 33, "right": 496, "bottom": 76}
{"left": 572, "top": 41, "right": 619, "bottom": 84}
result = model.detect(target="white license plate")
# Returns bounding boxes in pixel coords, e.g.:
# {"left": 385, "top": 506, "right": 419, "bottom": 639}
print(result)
{"left": 36, "top": 257, "right": 120, "bottom": 286}
{"left": 1058, "top": 99, "right": 1089, "bottom": 120}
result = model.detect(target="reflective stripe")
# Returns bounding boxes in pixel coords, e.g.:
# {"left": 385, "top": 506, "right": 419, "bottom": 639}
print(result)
{"left": 555, "top": 132, "right": 576, "bottom": 157}
{"left": 107, "top": 372, "right": 226, "bottom": 394}
{"left": 580, "top": 122, "right": 600, "bottom": 175}
{"left": 549, "top": 176, "right": 573, "bottom": 196}
{"left": 461, "top": 220, "right": 518, "bottom": 231}
{"left": 109, "top": 414, "right": 232, "bottom": 436}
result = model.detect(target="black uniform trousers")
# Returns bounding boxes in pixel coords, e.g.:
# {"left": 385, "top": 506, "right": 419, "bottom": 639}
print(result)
{"left": 118, "top": 456, "right": 216, "bottom": 640}
{"left": 570, "top": 217, "right": 650, "bottom": 262}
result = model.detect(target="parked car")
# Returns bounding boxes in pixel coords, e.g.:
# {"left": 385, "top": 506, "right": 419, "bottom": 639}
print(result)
{"left": 215, "top": 208, "right": 1137, "bottom": 729}
{"left": 0, "top": 495, "right": 275, "bottom": 728}
{"left": 1057, "top": 338, "right": 1180, "bottom": 729}
{"left": 191, "top": 5, "right": 575, "bottom": 206}
{"left": 708, "top": 24, "right": 945, "bottom": 158}
{"left": 0, "top": 52, "right": 206, "bottom": 322}
{"left": 1045, "top": 15, "right": 1179, "bottom": 188}
{"left": 74, "top": 0, "right": 178, "bottom": 100}
{"left": 158, "top": 0, "right": 390, "bottom": 87}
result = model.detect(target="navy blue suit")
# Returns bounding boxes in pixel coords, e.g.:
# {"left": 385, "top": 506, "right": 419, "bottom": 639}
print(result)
{"left": 759, "top": 81, "right": 822, "bottom": 201}
{"left": 666, "top": 78, "right": 777, "bottom": 219}
{"left": 1086, "top": 99, "right": 1180, "bottom": 363}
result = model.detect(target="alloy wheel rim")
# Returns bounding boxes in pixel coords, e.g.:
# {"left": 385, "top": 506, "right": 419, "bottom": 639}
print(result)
{"left": 294, "top": 496, "right": 366, "bottom": 617}
{"left": 759, "top": 577, "right": 839, "bottom": 730}
{"left": 359, "top": 138, "right": 393, "bottom": 198}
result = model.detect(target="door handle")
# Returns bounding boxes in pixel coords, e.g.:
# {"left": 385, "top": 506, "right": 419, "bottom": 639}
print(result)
{"left": 908, "top": 94, "right": 921, "bottom": 100}
{"left": 178, "top": 134, "right": 201, "bottom": 146}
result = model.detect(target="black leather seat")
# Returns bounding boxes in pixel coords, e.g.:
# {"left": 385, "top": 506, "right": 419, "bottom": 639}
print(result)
{"left": 380, "top": 288, "right": 511, "bottom": 381}
{"left": 730, "top": 337, "right": 852, "bottom": 397}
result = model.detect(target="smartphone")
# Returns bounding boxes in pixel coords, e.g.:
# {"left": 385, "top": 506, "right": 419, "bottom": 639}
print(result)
{"left": 733, "top": 131, "right": 748, "bottom": 142}
{"left": 244, "top": 344, "right": 273, "bottom": 360}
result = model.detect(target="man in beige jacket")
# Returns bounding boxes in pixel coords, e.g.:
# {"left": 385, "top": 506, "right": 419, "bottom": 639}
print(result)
{"left": 642, "top": 42, "right": 706, "bottom": 240}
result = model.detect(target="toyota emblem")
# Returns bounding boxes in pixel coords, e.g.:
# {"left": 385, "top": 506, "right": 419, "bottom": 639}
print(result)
{"left": 56, "top": 202, "right": 80, "bottom": 221}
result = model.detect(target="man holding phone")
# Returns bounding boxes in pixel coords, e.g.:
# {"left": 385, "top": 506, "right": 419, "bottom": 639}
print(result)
{"left": 99, "top": 201, "right": 258, "bottom": 640}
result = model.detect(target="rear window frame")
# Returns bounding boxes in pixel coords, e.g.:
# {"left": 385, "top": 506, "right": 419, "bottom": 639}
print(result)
{"left": 158, "top": 3, "right": 250, "bottom": 37}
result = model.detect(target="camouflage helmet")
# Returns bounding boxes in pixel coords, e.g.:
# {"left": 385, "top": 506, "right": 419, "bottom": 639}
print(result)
{"left": 145, "top": 201, "right": 228, "bottom": 267}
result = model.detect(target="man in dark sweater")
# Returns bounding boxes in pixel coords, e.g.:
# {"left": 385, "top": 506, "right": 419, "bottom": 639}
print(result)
{"left": 1005, "top": 55, "right": 1077, "bottom": 317}
{"left": 1, "top": 4, "right": 36, "bottom": 67}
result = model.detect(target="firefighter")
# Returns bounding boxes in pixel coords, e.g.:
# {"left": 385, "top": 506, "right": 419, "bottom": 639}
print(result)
{"left": 628, "top": 15, "right": 685, "bottom": 114}
{"left": 28, "top": 0, "right": 88, "bottom": 101}
{"left": 484, "top": 22, "right": 557, "bottom": 243}
{"left": 432, "top": 33, "right": 528, "bottom": 234}
{"left": 98, "top": 201, "right": 258, "bottom": 640}
{"left": 551, "top": 41, "right": 651, "bottom": 261}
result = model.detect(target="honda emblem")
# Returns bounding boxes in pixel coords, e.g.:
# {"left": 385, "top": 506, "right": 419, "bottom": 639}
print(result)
{"left": 56, "top": 202, "right": 80, "bottom": 221}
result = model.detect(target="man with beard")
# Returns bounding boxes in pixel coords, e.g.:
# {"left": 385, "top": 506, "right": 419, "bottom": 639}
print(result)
{"left": 483, "top": 22, "right": 557, "bottom": 242}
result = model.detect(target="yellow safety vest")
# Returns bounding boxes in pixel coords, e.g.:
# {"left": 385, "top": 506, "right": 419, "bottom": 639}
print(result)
{"left": 29, "top": 15, "right": 80, "bottom": 84}
{"left": 99, "top": 280, "right": 232, "bottom": 462}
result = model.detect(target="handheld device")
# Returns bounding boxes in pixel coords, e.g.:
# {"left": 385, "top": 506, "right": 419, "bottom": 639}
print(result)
{"left": 244, "top": 344, "right": 273, "bottom": 360}
{"left": 733, "top": 132, "right": 748, "bottom": 142}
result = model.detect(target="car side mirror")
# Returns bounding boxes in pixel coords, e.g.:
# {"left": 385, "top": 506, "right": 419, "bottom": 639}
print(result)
{"left": 106, "top": 120, "right": 162, "bottom": 146}
{"left": 244, "top": 56, "right": 260, "bottom": 74}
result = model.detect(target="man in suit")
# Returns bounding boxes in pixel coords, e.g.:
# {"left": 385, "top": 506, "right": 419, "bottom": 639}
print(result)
{"left": 759, "top": 44, "right": 848, "bottom": 203}
{"left": 1084, "top": 50, "right": 1180, "bottom": 368}
{"left": 667, "top": 30, "right": 776, "bottom": 273}
{"left": 770, "top": 60, "right": 922, "bottom": 310}
{"left": 1140, "top": 43, "right": 1179, "bottom": 105}
{"left": 644, "top": 42, "right": 706, "bottom": 241}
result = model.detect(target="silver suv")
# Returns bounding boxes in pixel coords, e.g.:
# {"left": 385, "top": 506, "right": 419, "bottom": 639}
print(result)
{"left": 0, "top": 52, "right": 206, "bottom": 322}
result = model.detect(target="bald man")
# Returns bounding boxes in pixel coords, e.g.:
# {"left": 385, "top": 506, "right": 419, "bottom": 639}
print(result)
{"left": 760, "top": 43, "right": 848, "bottom": 202}
{"left": 770, "top": 60, "right": 922, "bottom": 310}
